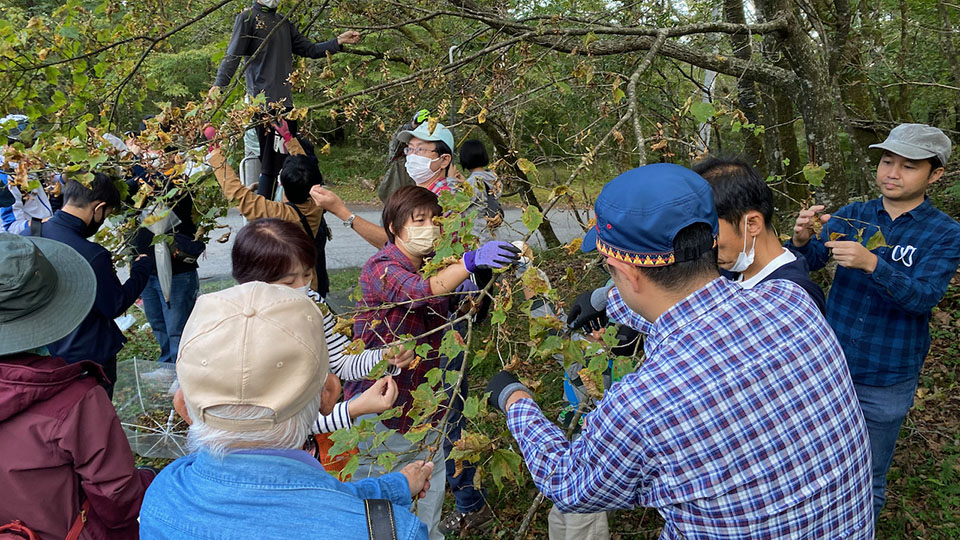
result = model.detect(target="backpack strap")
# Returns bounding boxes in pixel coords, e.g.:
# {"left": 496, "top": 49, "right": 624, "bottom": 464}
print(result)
{"left": 64, "top": 499, "right": 91, "bottom": 540}
{"left": 363, "top": 499, "right": 398, "bottom": 540}
{"left": 285, "top": 202, "right": 331, "bottom": 297}
{"left": 28, "top": 217, "right": 42, "bottom": 237}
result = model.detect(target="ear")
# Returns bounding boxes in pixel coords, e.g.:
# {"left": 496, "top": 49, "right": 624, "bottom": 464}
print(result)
{"left": 744, "top": 211, "right": 764, "bottom": 237}
{"left": 928, "top": 167, "right": 945, "bottom": 185}
{"left": 319, "top": 373, "right": 341, "bottom": 416}
{"left": 607, "top": 257, "right": 643, "bottom": 295}
{"left": 437, "top": 153, "right": 452, "bottom": 169}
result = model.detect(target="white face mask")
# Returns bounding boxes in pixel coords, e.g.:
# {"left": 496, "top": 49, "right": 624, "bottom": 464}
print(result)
{"left": 259, "top": 0, "right": 281, "bottom": 8}
{"left": 295, "top": 285, "right": 310, "bottom": 296}
{"left": 405, "top": 154, "right": 441, "bottom": 184}
{"left": 398, "top": 225, "right": 440, "bottom": 256}
{"left": 729, "top": 220, "right": 757, "bottom": 273}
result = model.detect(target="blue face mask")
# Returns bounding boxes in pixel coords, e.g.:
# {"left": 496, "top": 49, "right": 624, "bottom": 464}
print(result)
{"left": 729, "top": 220, "right": 756, "bottom": 273}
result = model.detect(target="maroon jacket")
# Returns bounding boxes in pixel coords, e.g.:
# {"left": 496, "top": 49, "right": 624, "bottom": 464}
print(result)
{"left": 0, "top": 354, "right": 153, "bottom": 539}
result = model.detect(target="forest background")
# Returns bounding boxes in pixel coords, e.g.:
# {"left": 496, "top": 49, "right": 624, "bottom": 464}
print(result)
{"left": 1, "top": 0, "right": 959, "bottom": 537}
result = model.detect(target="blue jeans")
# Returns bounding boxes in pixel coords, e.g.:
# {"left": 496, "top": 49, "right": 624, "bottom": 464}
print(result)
{"left": 141, "top": 271, "right": 199, "bottom": 363}
{"left": 442, "top": 351, "right": 487, "bottom": 514}
{"left": 853, "top": 374, "right": 919, "bottom": 522}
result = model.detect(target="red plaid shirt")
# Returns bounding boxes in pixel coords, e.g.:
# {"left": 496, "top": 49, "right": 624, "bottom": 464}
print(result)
{"left": 344, "top": 243, "right": 450, "bottom": 433}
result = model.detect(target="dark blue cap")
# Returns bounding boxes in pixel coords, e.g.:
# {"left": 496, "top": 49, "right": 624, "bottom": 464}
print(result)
{"left": 582, "top": 163, "right": 719, "bottom": 267}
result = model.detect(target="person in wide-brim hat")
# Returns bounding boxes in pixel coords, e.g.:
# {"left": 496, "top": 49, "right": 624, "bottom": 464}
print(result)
{"left": 0, "top": 232, "right": 157, "bottom": 539}
{"left": 0, "top": 233, "right": 95, "bottom": 355}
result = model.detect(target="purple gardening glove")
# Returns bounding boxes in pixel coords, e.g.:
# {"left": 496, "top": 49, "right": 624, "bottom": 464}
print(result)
{"left": 462, "top": 241, "right": 522, "bottom": 273}
{"left": 455, "top": 278, "right": 480, "bottom": 296}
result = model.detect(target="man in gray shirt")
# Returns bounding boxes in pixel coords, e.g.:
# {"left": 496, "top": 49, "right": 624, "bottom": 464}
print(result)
{"left": 210, "top": 0, "right": 360, "bottom": 198}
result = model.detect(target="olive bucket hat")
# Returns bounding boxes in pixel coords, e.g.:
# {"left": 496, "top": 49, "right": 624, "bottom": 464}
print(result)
{"left": 0, "top": 233, "right": 96, "bottom": 355}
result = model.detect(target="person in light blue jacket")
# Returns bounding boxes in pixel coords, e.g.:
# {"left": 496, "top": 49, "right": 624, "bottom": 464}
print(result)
{"left": 139, "top": 282, "right": 431, "bottom": 540}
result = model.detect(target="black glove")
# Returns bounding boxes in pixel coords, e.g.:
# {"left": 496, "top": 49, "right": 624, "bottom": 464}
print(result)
{"left": 486, "top": 370, "right": 531, "bottom": 413}
{"left": 566, "top": 289, "right": 609, "bottom": 332}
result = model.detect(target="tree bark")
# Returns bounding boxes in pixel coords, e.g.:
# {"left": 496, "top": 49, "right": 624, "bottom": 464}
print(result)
{"left": 937, "top": 0, "right": 960, "bottom": 132}
{"left": 723, "top": 0, "right": 766, "bottom": 170}
{"left": 478, "top": 120, "right": 561, "bottom": 248}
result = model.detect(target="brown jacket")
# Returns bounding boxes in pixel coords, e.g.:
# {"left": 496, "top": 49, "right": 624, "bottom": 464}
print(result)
{"left": 0, "top": 354, "right": 154, "bottom": 540}
{"left": 208, "top": 148, "right": 325, "bottom": 290}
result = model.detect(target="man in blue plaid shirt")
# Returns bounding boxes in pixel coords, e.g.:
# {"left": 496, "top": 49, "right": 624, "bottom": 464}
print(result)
{"left": 487, "top": 164, "right": 873, "bottom": 539}
{"left": 788, "top": 124, "right": 960, "bottom": 521}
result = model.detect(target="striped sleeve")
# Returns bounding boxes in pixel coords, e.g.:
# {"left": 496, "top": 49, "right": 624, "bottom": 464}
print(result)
{"left": 313, "top": 401, "right": 352, "bottom": 434}
{"left": 323, "top": 306, "right": 399, "bottom": 381}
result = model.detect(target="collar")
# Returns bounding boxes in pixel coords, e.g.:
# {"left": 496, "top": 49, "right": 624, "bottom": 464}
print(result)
{"left": 232, "top": 448, "right": 326, "bottom": 470}
{"left": 645, "top": 277, "right": 738, "bottom": 352}
{"left": 739, "top": 248, "right": 796, "bottom": 289}
{"left": 382, "top": 242, "right": 419, "bottom": 273}
{"left": 876, "top": 196, "right": 933, "bottom": 222}
{"left": 50, "top": 209, "right": 88, "bottom": 234}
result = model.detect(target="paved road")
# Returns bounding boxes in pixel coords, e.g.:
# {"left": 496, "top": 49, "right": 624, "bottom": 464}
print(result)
{"left": 190, "top": 205, "right": 591, "bottom": 281}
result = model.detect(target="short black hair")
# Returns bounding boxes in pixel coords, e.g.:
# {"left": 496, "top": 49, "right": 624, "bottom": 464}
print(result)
{"left": 928, "top": 156, "right": 943, "bottom": 172}
{"left": 636, "top": 222, "right": 718, "bottom": 292}
{"left": 280, "top": 155, "right": 323, "bottom": 204}
{"left": 693, "top": 156, "right": 774, "bottom": 231}
{"left": 62, "top": 173, "right": 121, "bottom": 209}
{"left": 459, "top": 139, "right": 489, "bottom": 170}
{"left": 432, "top": 140, "right": 453, "bottom": 176}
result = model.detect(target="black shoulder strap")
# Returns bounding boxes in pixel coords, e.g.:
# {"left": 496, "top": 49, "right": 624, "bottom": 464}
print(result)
{"left": 28, "top": 217, "right": 42, "bottom": 237}
{"left": 364, "top": 499, "right": 398, "bottom": 540}
{"left": 285, "top": 202, "right": 315, "bottom": 241}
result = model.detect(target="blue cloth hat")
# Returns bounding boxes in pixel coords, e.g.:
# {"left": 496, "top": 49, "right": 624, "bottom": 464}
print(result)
{"left": 582, "top": 163, "right": 719, "bottom": 267}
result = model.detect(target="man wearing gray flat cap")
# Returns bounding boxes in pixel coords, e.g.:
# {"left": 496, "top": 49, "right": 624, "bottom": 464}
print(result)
{"left": 788, "top": 123, "right": 960, "bottom": 522}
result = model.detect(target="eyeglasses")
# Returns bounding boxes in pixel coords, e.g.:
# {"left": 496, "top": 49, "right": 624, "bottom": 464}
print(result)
{"left": 403, "top": 145, "right": 438, "bottom": 157}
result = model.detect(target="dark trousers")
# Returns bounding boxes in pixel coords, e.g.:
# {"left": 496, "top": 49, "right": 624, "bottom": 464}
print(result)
{"left": 442, "top": 350, "right": 487, "bottom": 513}
{"left": 255, "top": 115, "right": 298, "bottom": 198}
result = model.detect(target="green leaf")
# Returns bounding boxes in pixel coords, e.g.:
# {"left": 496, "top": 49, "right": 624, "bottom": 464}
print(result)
{"left": 376, "top": 451, "right": 398, "bottom": 472}
{"left": 415, "top": 343, "right": 432, "bottom": 358}
{"left": 59, "top": 25, "right": 79, "bottom": 39}
{"left": 44, "top": 66, "right": 59, "bottom": 85}
{"left": 612, "top": 87, "right": 625, "bottom": 104}
{"left": 463, "top": 396, "right": 481, "bottom": 419}
{"left": 51, "top": 90, "right": 67, "bottom": 108}
{"left": 521, "top": 205, "right": 543, "bottom": 233}
{"left": 489, "top": 449, "right": 523, "bottom": 490}
{"left": 490, "top": 309, "right": 506, "bottom": 325}
{"left": 337, "top": 455, "right": 359, "bottom": 481}
{"left": 865, "top": 229, "right": 887, "bottom": 251}
{"left": 802, "top": 163, "right": 827, "bottom": 187}
{"left": 690, "top": 101, "right": 716, "bottom": 124}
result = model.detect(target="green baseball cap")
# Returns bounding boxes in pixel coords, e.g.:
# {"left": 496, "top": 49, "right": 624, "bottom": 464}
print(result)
{"left": 0, "top": 234, "right": 95, "bottom": 355}
{"left": 397, "top": 121, "right": 455, "bottom": 153}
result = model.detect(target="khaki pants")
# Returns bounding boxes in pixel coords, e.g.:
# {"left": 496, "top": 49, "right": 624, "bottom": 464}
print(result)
{"left": 548, "top": 505, "right": 610, "bottom": 540}
{"left": 352, "top": 420, "right": 446, "bottom": 540}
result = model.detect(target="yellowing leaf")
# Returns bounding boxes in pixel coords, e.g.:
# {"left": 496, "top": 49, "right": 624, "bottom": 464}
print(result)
{"left": 477, "top": 108, "right": 487, "bottom": 125}
{"left": 865, "top": 230, "right": 887, "bottom": 251}
{"left": 521, "top": 205, "right": 543, "bottom": 233}
{"left": 829, "top": 232, "right": 846, "bottom": 241}
{"left": 344, "top": 338, "right": 365, "bottom": 355}
{"left": 516, "top": 158, "right": 537, "bottom": 176}
{"left": 564, "top": 238, "right": 583, "bottom": 255}
{"left": 427, "top": 116, "right": 438, "bottom": 134}
{"left": 320, "top": 142, "right": 331, "bottom": 155}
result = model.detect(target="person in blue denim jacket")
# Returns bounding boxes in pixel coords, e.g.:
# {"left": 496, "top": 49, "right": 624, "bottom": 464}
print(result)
{"left": 139, "top": 282, "right": 431, "bottom": 540}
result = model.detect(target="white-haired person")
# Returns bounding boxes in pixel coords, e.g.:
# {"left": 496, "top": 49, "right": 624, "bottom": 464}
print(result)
{"left": 139, "top": 282, "right": 432, "bottom": 539}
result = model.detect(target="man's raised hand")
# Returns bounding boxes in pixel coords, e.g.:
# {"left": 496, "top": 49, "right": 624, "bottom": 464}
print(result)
{"left": 337, "top": 30, "right": 361, "bottom": 45}
{"left": 792, "top": 205, "right": 831, "bottom": 247}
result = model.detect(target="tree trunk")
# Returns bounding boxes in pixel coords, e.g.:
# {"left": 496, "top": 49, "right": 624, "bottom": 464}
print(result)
{"left": 766, "top": 1, "right": 850, "bottom": 206}
{"left": 478, "top": 120, "right": 562, "bottom": 248}
{"left": 723, "top": 0, "right": 766, "bottom": 170}
{"left": 937, "top": 0, "right": 960, "bottom": 132}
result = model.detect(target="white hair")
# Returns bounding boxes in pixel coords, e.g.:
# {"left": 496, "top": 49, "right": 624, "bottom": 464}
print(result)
{"left": 186, "top": 393, "right": 323, "bottom": 458}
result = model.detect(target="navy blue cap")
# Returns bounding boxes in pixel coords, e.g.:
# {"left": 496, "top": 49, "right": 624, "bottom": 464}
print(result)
{"left": 582, "top": 163, "right": 719, "bottom": 267}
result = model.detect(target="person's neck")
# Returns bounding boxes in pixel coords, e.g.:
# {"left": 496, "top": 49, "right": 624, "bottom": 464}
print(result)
{"left": 469, "top": 167, "right": 486, "bottom": 173}
{"left": 395, "top": 243, "right": 423, "bottom": 268}
{"left": 644, "top": 273, "right": 718, "bottom": 322}
{"left": 882, "top": 195, "right": 925, "bottom": 221}
{"left": 61, "top": 204, "right": 92, "bottom": 225}
{"left": 740, "top": 230, "right": 785, "bottom": 281}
